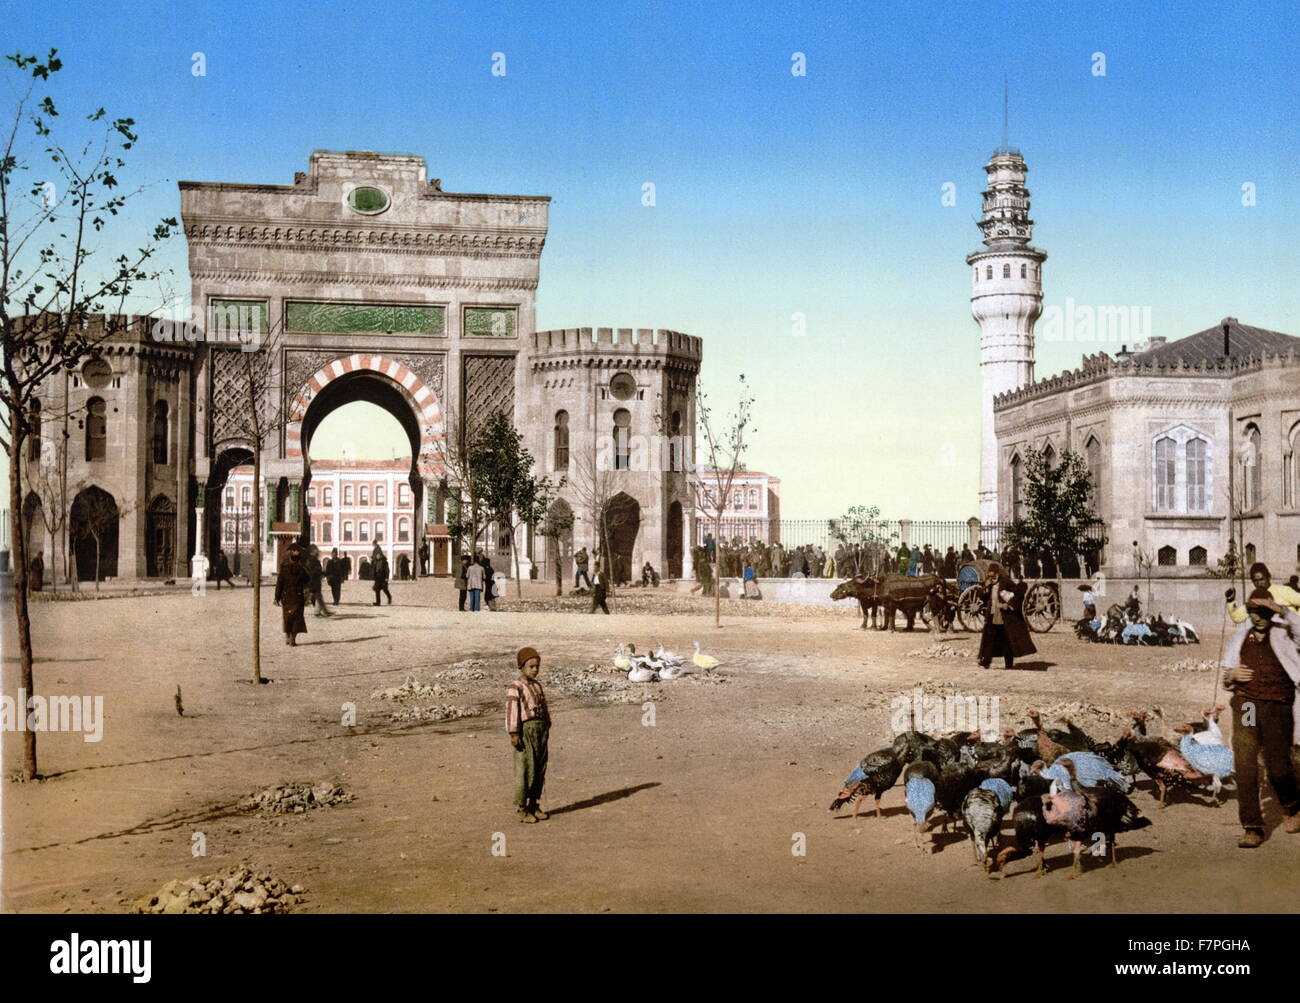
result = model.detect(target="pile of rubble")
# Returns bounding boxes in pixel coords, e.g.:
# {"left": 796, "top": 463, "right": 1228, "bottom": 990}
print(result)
{"left": 545, "top": 663, "right": 663, "bottom": 704}
{"left": 371, "top": 675, "right": 452, "bottom": 701}
{"left": 1157, "top": 657, "right": 1220, "bottom": 674}
{"left": 133, "top": 864, "right": 303, "bottom": 914}
{"left": 240, "top": 781, "right": 354, "bottom": 814}
{"left": 388, "top": 703, "right": 482, "bottom": 723}
{"left": 904, "top": 643, "right": 967, "bottom": 660}
{"left": 434, "top": 660, "right": 490, "bottom": 684}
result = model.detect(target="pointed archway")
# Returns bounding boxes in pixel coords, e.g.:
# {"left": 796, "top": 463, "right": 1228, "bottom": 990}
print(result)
{"left": 602, "top": 492, "right": 640, "bottom": 585}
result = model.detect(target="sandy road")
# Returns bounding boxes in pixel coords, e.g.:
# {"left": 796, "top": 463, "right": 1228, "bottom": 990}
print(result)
{"left": 2, "top": 580, "right": 1296, "bottom": 913}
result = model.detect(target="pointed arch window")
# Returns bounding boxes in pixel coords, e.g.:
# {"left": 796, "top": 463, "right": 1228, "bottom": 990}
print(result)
{"left": 1242, "top": 423, "right": 1262, "bottom": 509}
{"left": 1085, "top": 435, "right": 1102, "bottom": 512}
{"left": 613, "top": 409, "right": 631, "bottom": 470}
{"left": 1010, "top": 453, "right": 1024, "bottom": 520}
{"left": 1020, "top": 263, "right": 1027, "bottom": 279}
{"left": 85, "top": 397, "right": 107, "bottom": 461}
{"left": 554, "top": 410, "right": 570, "bottom": 471}
{"left": 152, "top": 400, "right": 169, "bottom": 465}
{"left": 986, "top": 265, "right": 993, "bottom": 280}
{"left": 1154, "top": 437, "right": 1176, "bottom": 511}
{"left": 1003, "top": 263, "right": 1011, "bottom": 278}
{"left": 1186, "top": 438, "right": 1207, "bottom": 512}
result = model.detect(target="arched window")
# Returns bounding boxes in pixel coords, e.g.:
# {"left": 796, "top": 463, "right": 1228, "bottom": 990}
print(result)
{"left": 986, "top": 265, "right": 993, "bottom": 280}
{"left": 1085, "top": 435, "right": 1102, "bottom": 511}
{"left": 323, "top": 487, "right": 333, "bottom": 506}
{"left": 359, "top": 522, "right": 369, "bottom": 542}
{"left": 1020, "top": 263, "right": 1027, "bottom": 279}
{"left": 85, "top": 397, "right": 107, "bottom": 461}
{"left": 374, "top": 521, "right": 384, "bottom": 541}
{"left": 359, "top": 485, "right": 369, "bottom": 506}
{"left": 748, "top": 488, "right": 758, "bottom": 509}
{"left": 1287, "top": 422, "right": 1300, "bottom": 508}
{"left": 399, "top": 483, "right": 410, "bottom": 505}
{"left": 973, "top": 266, "right": 979, "bottom": 283}
{"left": 1035, "top": 265, "right": 1040, "bottom": 279}
{"left": 307, "top": 488, "right": 316, "bottom": 506}
{"left": 321, "top": 522, "right": 332, "bottom": 543}
{"left": 398, "top": 517, "right": 410, "bottom": 542}
{"left": 1185, "top": 438, "right": 1207, "bottom": 512}
{"left": 376, "top": 484, "right": 386, "bottom": 505}
{"left": 613, "top": 408, "right": 631, "bottom": 470}
{"left": 28, "top": 398, "right": 41, "bottom": 460}
{"left": 343, "top": 521, "right": 354, "bottom": 542}
{"left": 1010, "top": 454, "right": 1024, "bottom": 520}
{"left": 1245, "top": 542, "right": 1256, "bottom": 566}
{"left": 1158, "top": 545, "right": 1177, "bottom": 566}
{"left": 344, "top": 484, "right": 354, "bottom": 505}
{"left": 1189, "top": 546, "right": 1207, "bottom": 566}
{"left": 225, "top": 486, "right": 235, "bottom": 506}
{"left": 152, "top": 400, "right": 169, "bottom": 465}
{"left": 1154, "top": 437, "right": 1176, "bottom": 511}
{"left": 241, "top": 486, "right": 251, "bottom": 506}
{"left": 1002, "top": 263, "right": 1011, "bottom": 278}
{"left": 1042, "top": 443, "right": 1056, "bottom": 469}
{"left": 669, "top": 410, "right": 683, "bottom": 471}
{"left": 554, "top": 410, "right": 570, "bottom": 471}
{"left": 1242, "top": 423, "right": 1262, "bottom": 508}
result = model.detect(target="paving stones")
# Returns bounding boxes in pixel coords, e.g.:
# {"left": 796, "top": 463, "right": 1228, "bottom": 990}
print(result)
{"left": 133, "top": 864, "right": 302, "bottom": 914}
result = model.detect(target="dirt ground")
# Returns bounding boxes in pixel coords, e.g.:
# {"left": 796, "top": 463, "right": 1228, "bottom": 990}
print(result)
{"left": 2, "top": 579, "right": 1297, "bottom": 913}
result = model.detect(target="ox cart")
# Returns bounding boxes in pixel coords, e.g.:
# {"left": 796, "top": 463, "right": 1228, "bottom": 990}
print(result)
{"left": 954, "top": 559, "right": 1060, "bottom": 633}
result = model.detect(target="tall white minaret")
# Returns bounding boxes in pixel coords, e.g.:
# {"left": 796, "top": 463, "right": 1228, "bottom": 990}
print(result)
{"left": 967, "top": 128, "right": 1047, "bottom": 523}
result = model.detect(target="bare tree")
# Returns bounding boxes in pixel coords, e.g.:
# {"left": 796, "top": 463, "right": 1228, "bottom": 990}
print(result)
{"left": 217, "top": 316, "right": 292, "bottom": 685}
{"left": 429, "top": 394, "right": 488, "bottom": 557}
{"left": 671, "top": 375, "right": 755, "bottom": 628}
{"left": 569, "top": 444, "right": 618, "bottom": 586}
{"left": 1, "top": 50, "right": 176, "bottom": 778}
{"left": 537, "top": 499, "right": 574, "bottom": 597}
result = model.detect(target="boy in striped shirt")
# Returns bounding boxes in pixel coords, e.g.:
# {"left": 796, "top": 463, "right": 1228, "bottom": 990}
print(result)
{"left": 506, "top": 647, "right": 551, "bottom": 822}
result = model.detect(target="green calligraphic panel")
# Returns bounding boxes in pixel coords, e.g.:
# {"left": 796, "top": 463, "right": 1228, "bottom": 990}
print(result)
{"left": 286, "top": 302, "right": 445, "bottom": 334}
{"left": 464, "top": 307, "right": 516, "bottom": 338}
{"left": 209, "top": 300, "right": 268, "bottom": 338}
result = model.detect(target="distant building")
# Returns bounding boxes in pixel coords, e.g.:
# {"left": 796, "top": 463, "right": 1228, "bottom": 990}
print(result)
{"left": 696, "top": 469, "right": 781, "bottom": 544}
{"left": 219, "top": 459, "right": 426, "bottom": 577}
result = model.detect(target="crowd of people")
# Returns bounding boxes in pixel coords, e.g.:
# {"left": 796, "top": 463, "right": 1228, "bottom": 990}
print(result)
{"left": 691, "top": 533, "right": 1096, "bottom": 583}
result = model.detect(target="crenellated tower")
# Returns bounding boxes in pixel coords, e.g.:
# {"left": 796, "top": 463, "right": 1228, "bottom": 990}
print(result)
{"left": 967, "top": 145, "right": 1047, "bottom": 522}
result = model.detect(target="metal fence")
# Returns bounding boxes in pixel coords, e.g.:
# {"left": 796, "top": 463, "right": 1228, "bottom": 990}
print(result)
{"left": 717, "top": 518, "right": 1012, "bottom": 555}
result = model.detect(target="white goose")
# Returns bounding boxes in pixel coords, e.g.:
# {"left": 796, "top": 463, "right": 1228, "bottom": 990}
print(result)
{"left": 627, "top": 659, "right": 658, "bottom": 683}
{"left": 692, "top": 641, "right": 720, "bottom": 670}
{"left": 655, "top": 643, "right": 685, "bottom": 667}
{"left": 613, "top": 644, "right": 633, "bottom": 671}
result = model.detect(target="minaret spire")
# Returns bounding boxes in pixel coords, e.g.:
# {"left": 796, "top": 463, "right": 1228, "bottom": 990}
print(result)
{"left": 1002, "top": 75, "right": 1009, "bottom": 150}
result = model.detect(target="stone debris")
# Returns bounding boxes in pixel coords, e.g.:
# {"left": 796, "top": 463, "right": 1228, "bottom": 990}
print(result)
{"left": 133, "top": 864, "right": 302, "bottom": 914}
{"left": 435, "top": 661, "right": 490, "bottom": 683}
{"left": 388, "top": 703, "right": 483, "bottom": 723}
{"left": 544, "top": 664, "right": 663, "bottom": 704}
{"left": 371, "top": 675, "right": 451, "bottom": 701}
{"left": 1157, "top": 657, "right": 1220, "bottom": 674}
{"left": 904, "top": 643, "right": 967, "bottom": 660}
{"left": 241, "top": 781, "right": 355, "bottom": 814}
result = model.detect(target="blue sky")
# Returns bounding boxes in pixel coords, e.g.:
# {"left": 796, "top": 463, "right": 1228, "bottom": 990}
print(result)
{"left": 6, "top": 0, "right": 1298, "bottom": 519}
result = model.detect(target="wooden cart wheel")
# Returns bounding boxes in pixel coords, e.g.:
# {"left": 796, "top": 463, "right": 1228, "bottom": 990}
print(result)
{"left": 957, "top": 586, "right": 986, "bottom": 632}
{"left": 1024, "top": 582, "right": 1060, "bottom": 633}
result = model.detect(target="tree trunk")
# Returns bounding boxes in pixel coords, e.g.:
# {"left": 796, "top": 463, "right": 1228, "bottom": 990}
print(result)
{"left": 554, "top": 543, "right": 563, "bottom": 597}
{"left": 9, "top": 427, "right": 39, "bottom": 779}
{"left": 713, "top": 513, "right": 722, "bottom": 628}
{"left": 510, "top": 519, "right": 522, "bottom": 598}
{"left": 252, "top": 444, "right": 262, "bottom": 684}
{"left": 94, "top": 536, "right": 101, "bottom": 592}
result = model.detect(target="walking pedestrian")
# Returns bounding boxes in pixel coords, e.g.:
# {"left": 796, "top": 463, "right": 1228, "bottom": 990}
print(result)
{"left": 214, "top": 548, "right": 236, "bottom": 589}
{"left": 574, "top": 546, "right": 592, "bottom": 589}
{"left": 307, "top": 545, "right": 333, "bottom": 617}
{"left": 977, "top": 563, "right": 1036, "bottom": 670}
{"left": 273, "top": 542, "right": 310, "bottom": 646}
{"left": 28, "top": 550, "right": 45, "bottom": 593}
{"left": 483, "top": 555, "right": 499, "bottom": 610}
{"left": 371, "top": 545, "right": 392, "bottom": 605}
{"left": 506, "top": 646, "right": 551, "bottom": 823}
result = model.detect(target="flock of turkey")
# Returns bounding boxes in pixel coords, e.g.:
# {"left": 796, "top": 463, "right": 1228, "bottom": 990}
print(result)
{"left": 612, "top": 642, "right": 721, "bottom": 682}
{"left": 830, "top": 707, "right": 1237, "bottom": 878}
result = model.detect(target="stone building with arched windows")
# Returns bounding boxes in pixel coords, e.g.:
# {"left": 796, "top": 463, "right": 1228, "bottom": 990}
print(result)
{"left": 993, "top": 319, "right": 1300, "bottom": 577}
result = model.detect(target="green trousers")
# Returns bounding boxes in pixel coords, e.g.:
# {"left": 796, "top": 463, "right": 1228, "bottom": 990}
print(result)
{"left": 514, "top": 718, "right": 550, "bottom": 809}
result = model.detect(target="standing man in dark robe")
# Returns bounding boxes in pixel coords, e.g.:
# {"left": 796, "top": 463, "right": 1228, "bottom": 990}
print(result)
{"left": 977, "top": 563, "right": 1036, "bottom": 670}
{"left": 214, "top": 548, "right": 237, "bottom": 589}
{"left": 418, "top": 537, "right": 430, "bottom": 577}
{"left": 371, "top": 545, "right": 392, "bottom": 605}
{"left": 28, "top": 550, "right": 44, "bottom": 593}
{"left": 342, "top": 551, "right": 353, "bottom": 581}
{"left": 273, "top": 542, "right": 310, "bottom": 646}
{"left": 325, "top": 547, "right": 346, "bottom": 605}
{"left": 455, "top": 553, "right": 470, "bottom": 610}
